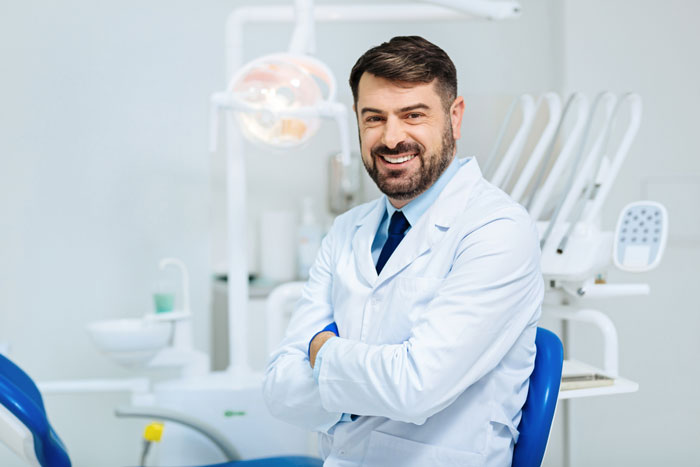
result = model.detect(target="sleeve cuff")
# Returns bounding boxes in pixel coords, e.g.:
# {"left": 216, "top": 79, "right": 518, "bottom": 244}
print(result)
{"left": 312, "top": 336, "right": 337, "bottom": 383}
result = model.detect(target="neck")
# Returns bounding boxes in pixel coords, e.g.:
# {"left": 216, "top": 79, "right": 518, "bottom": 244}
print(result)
{"left": 388, "top": 197, "right": 411, "bottom": 209}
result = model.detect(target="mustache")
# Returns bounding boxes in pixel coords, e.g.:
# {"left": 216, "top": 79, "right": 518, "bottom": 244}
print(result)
{"left": 371, "top": 141, "right": 423, "bottom": 157}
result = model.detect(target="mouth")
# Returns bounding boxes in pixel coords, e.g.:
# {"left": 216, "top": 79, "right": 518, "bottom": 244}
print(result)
{"left": 378, "top": 153, "right": 418, "bottom": 165}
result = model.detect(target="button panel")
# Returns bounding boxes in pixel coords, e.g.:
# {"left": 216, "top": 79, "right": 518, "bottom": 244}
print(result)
{"left": 614, "top": 201, "right": 667, "bottom": 271}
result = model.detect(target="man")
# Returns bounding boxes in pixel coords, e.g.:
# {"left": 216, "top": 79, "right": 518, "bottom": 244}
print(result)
{"left": 263, "top": 36, "right": 543, "bottom": 466}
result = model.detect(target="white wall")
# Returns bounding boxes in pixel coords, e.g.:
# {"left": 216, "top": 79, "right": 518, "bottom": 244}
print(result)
{"left": 550, "top": 2, "right": 700, "bottom": 466}
{"left": 0, "top": 1, "right": 233, "bottom": 465}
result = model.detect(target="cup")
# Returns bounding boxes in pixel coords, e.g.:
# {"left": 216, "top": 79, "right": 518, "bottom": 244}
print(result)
{"left": 153, "top": 281, "right": 176, "bottom": 313}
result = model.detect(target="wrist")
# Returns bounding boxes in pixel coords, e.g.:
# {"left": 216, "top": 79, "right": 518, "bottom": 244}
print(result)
{"left": 308, "top": 322, "right": 339, "bottom": 358}
{"left": 310, "top": 331, "right": 336, "bottom": 368}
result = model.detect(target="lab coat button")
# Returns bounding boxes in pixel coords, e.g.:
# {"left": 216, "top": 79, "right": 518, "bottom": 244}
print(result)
{"left": 339, "top": 449, "right": 346, "bottom": 456}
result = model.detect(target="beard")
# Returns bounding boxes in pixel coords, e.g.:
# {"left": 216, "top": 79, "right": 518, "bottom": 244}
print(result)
{"left": 362, "top": 123, "right": 455, "bottom": 201}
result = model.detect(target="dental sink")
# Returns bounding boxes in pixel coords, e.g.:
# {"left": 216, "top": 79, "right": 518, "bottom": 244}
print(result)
{"left": 86, "top": 318, "right": 173, "bottom": 367}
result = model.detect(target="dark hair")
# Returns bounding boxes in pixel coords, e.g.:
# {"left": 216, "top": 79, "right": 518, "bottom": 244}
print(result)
{"left": 349, "top": 36, "right": 457, "bottom": 111}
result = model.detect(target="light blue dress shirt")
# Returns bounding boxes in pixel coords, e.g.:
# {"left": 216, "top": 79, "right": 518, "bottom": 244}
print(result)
{"left": 312, "top": 157, "right": 464, "bottom": 424}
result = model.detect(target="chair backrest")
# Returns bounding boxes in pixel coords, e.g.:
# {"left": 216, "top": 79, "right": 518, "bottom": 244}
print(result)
{"left": 512, "top": 327, "right": 563, "bottom": 467}
{"left": 0, "top": 353, "right": 71, "bottom": 467}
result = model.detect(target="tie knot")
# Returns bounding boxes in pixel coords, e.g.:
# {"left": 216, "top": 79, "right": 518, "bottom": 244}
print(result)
{"left": 388, "top": 210, "right": 410, "bottom": 236}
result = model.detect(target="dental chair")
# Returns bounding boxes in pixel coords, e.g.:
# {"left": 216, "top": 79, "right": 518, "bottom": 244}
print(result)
{"left": 512, "top": 327, "right": 563, "bottom": 467}
{"left": 0, "top": 353, "right": 70, "bottom": 467}
{"left": 0, "top": 351, "right": 321, "bottom": 467}
{"left": 0, "top": 329, "right": 561, "bottom": 467}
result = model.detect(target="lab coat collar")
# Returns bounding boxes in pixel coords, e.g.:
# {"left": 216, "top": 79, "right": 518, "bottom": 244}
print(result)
{"left": 351, "top": 157, "right": 484, "bottom": 287}
{"left": 351, "top": 199, "right": 387, "bottom": 286}
{"left": 427, "top": 157, "right": 482, "bottom": 229}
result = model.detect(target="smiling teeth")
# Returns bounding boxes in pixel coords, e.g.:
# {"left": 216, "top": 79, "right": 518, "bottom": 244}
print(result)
{"left": 382, "top": 154, "right": 416, "bottom": 164}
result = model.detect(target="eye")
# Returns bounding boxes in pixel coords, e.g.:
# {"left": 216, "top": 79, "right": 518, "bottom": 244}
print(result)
{"left": 365, "top": 115, "right": 384, "bottom": 123}
{"left": 406, "top": 112, "right": 424, "bottom": 120}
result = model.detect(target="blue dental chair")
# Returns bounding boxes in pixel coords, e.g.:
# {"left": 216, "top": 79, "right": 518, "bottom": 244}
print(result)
{"left": 0, "top": 353, "right": 70, "bottom": 467}
{"left": 0, "top": 351, "right": 321, "bottom": 467}
{"left": 512, "top": 327, "right": 564, "bottom": 467}
{"left": 0, "top": 327, "right": 561, "bottom": 467}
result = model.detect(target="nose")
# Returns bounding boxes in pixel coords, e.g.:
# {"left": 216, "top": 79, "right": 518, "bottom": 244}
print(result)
{"left": 381, "top": 116, "right": 406, "bottom": 150}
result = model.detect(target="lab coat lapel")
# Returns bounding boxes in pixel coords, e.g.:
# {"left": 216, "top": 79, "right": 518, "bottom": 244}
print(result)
{"left": 375, "top": 215, "right": 437, "bottom": 282}
{"left": 375, "top": 158, "right": 484, "bottom": 284}
{"left": 351, "top": 199, "right": 385, "bottom": 286}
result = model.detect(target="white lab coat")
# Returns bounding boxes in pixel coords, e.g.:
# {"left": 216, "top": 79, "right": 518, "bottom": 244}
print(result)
{"left": 263, "top": 158, "right": 544, "bottom": 466}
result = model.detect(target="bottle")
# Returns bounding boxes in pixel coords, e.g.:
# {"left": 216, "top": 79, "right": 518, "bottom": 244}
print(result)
{"left": 297, "top": 197, "right": 323, "bottom": 280}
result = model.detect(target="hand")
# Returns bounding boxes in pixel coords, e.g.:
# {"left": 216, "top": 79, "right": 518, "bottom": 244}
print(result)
{"left": 309, "top": 331, "right": 336, "bottom": 368}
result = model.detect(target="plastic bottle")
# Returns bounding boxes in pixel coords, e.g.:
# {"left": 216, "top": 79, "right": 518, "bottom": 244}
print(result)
{"left": 297, "top": 197, "right": 323, "bottom": 280}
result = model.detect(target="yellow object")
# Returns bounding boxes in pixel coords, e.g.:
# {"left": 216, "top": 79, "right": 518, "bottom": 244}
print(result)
{"left": 143, "top": 422, "right": 164, "bottom": 442}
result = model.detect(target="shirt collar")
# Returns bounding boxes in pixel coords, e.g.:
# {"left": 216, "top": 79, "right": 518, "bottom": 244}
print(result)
{"left": 383, "top": 156, "right": 463, "bottom": 227}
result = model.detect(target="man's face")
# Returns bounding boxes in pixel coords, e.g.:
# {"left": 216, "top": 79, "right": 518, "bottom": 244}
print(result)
{"left": 355, "top": 73, "right": 464, "bottom": 208}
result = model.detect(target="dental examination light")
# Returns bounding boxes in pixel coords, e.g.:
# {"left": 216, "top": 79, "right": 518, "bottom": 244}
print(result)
{"left": 220, "top": 0, "right": 340, "bottom": 151}
{"left": 210, "top": 54, "right": 349, "bottom": 160}
{"left": 226, "top": 53, "right": 338, "bottom": 149}
{"left": 211, "top": 0, "right": 350, "bottom": 163}
{"left": 209, "top": 0, "right": 352, "bottom": 381}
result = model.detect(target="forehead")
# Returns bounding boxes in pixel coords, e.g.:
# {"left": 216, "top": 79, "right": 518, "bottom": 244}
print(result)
{"left": 356, "top": 73, "right": 441, "bottom": 111}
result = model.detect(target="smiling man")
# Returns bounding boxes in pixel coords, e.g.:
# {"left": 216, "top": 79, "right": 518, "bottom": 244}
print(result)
{"left": 263, "top": 36, "right": 544, "bottom": 466}
{"left": 357, "top": 71, "right": 458, "bottom": 207}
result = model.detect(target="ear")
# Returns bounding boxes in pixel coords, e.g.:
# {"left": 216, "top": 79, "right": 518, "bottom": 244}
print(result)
{"left": 450, "top": 96, "right": 465, "bottom": 140}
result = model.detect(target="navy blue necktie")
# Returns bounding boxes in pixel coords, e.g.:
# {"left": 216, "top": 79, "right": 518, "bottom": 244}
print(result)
{"left": 376, "top": 211, "right": 410, "bottom": 274}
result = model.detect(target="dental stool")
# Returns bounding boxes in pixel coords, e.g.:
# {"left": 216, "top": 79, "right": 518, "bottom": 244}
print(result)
{"left": 0, "top": 329, "right": 561, "bottom": 467}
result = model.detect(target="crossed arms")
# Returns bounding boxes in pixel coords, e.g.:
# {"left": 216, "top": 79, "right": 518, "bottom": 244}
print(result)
{"left": 262, "top": 209, "right": 543, "bottom": 430}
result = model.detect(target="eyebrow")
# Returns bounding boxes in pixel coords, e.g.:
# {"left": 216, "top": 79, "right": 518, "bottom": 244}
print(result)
{"left": 399, "top": 103, "right": 430, "bottom": 113}
{"left": 360, "top": 103, "right": 431, "bottom": 115}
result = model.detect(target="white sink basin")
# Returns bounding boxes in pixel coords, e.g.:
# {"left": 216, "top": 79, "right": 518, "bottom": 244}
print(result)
{"left": 87, "top": 318, "right": 173, "bottom": 367}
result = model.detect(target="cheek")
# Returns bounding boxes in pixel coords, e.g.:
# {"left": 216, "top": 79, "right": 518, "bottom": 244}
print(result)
{"left": 410, "top": 128, "right": 435, "bottom": 150}
{"left": 360, "top": 128, "right": 379, "bottom": 151}
{"left": 357, "top": 132, "right": 372, "bottom": 164}
{"left": 360, "top": 150, "right": 372, "bottom": 167}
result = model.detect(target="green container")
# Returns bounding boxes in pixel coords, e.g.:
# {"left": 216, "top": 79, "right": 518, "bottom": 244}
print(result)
{"left": 153, "top": 293, "right": 175, "bottom": 313}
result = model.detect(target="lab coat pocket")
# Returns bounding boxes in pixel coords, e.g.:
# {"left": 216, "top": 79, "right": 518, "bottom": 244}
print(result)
{"left": 490, "top": 404, "right": 520, "bottom": 443}
{"left": 379, "top": 277, "right": 443, "bottom": 343}
{"left": 363, "top": 431, "right": 485, "bottom": 467}
{"left": 395, "top": 276, "right": 444, "bottom": 305}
